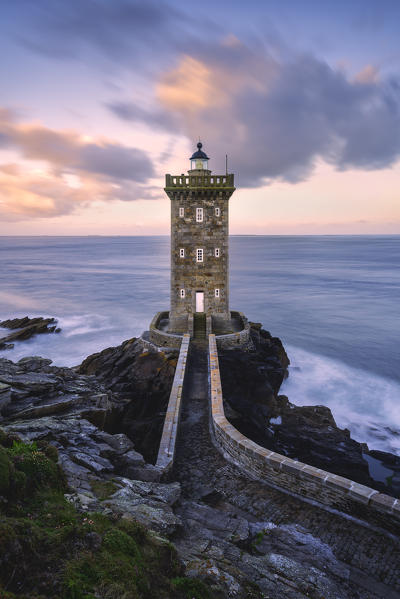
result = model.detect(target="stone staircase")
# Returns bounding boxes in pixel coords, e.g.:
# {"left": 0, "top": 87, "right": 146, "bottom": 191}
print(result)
{"left": 193, "top": 313, "right": 206, "bottom": 339}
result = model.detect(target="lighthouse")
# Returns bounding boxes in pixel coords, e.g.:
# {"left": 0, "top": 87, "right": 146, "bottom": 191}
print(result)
{"left": 165, "top": 142, "right": 236, "bottom": 334}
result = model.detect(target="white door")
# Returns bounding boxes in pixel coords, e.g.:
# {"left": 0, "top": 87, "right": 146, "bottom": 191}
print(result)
{"left": 195, "top": 291, "right": 204, "bottom": 312}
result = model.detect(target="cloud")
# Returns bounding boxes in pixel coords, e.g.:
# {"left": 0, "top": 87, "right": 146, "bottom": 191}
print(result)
{"left": 106, "top": 102, "right": 179, "bottom": 133}
{"left": 354, "top": 64, "right": 379, "bottom": 84}
{"left": 7, "top": 3, "right": 400, "bottom": 191}
{"left": 0, "top": 111, "right": 158, "bottom": 220}
{"left": 152, "top": 43, "right": 400, "bottom": 186}
{"left": 11, "top": 0, "right": 195, "bottom": 68}
{"left": 0, "top": 165, "right": 160, "bottom": 222}
{"left": 0, "top": 110, "right": 154, "bottom": 182}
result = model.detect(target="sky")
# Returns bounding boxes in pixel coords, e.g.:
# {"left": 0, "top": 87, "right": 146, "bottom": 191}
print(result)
{"left": 0, "top": 0, "right": 399, "bottom": 235}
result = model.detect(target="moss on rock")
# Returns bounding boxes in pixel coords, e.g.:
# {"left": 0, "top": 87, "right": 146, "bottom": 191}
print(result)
{"left": 0, "top": 429, "right": 214, "bottom": 598}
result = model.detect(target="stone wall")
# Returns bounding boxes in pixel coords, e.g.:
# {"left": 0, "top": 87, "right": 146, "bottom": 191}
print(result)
{"left": 214, "top": 311, "right": 251, "bottom": 349}
{"left": 149, "top": 311, "right": 183, "bottom": 349}
{"left": 156, "top": 334, "right": 190, "bottom": 474}
{"left": 208, "top": 334, "right": 400, "bottom": 532}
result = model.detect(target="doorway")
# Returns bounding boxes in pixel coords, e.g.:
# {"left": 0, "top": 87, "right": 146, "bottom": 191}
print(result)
{"left": 195, "top": 291, "right": 204, "bottom": 313}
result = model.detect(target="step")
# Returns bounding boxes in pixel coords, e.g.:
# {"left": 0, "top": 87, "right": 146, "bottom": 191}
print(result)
{"left": 193, "top": 314, "right": 206, "bottom": 339}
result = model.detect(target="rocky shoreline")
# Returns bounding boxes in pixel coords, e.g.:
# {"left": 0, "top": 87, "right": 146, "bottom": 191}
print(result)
{"left": 1, "top": 318, "right": 400, "bottom": 598}
{"left": 0, "top": 316, "right": 61, "bottom": 350}
{"left": 219, "top": 323, "right": 400, "bottom": 497}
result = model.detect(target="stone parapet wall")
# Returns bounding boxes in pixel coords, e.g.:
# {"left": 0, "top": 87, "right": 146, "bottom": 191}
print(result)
{"left": 165, "top": 173, "right": 235, "bottom": 188}
{"left": 149, "top": 310, "right": 250, "bottom": 348}
{"left": 149, "top": 311, "right": 183, "bottom": 349}
{"left": 156, "top": 334, "right": 190, "bottom": 474}
{"left": 208, "top": 334, "right": 400, "bottom": 531}
{"left": 214, "top": 311, "right": 251, "bottom": 349}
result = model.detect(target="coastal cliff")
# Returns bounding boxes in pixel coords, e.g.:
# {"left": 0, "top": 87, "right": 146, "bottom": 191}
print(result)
{"left": 1, "top": 322, "right": 400, "bottom": 598}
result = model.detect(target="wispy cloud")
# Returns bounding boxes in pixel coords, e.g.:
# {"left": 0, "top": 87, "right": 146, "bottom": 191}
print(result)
{"left": 10, "top": 0, "right": 196, "bottom": 67}
{"left": 0, "top": 110, "right": 158, "bottom": 220}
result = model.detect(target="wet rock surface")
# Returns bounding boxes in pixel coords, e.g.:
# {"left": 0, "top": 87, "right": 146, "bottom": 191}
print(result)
{"left": 0, "top": 316, "right": 61, "bottom": 350}
{"left": 219, "top": 324, "right": 394, "bottom": 495}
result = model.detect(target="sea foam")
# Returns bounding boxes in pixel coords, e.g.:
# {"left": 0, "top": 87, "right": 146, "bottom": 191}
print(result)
{"left": 282, "top": 345, "right": 400, "bottom": 455}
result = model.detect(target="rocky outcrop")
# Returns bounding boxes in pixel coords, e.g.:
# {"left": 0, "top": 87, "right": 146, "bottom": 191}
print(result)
{"left": 1, "top": 331, "right": 399, "bottom": 598}
{"left": 0, "top": 431, "right": 204, "bottom": 599}
{"left": 0, "top": 354, "right": 109, "bottom": 423}
{"left": 0, "top": 352, "right": 184, "bottom": 542}
{"left": 78, "top": 337, "right": 178, "bottom": 462}
{"left": 0, "top": 316, "right": 61, "bottom": 350}
{"left": 0, "top": 342, "right": 173, "bottom": 485}
{"left": 219, "top": 324, "right": 395, "bottom": 495}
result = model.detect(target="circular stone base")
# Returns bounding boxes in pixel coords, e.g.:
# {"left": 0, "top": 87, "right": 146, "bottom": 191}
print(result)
{"left": 148, "top": 310, "right": 251, "bottom": 349}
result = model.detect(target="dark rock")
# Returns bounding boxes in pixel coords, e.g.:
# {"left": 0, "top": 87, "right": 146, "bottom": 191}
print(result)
{"left": 79, "top": 338, "right": 178, "bottom": 462}
{"left": 84, "top": 531, "right": 102, "bottom": 551}
{"left": 17, "top": 357, "right": 53, "bottom": 371}
{"left": 123, "top": 463, "right": 161, "bottom": 482}
{"left": 120, "top": 448, "right": 145, "bottom": 468}
{"left": 91, "top": 431, "right": 134, "bottom": 455}
{"left": 70, "top": 451, "right": 113, "bottom": 474}
{"left": 367, "top": 449, "right": 400, "bottom": 470}
{"left": 0, "top": 316, "right": 61, "bottom": 350}
{"left": 102, "top": 477, "right": 182, "bottom": 536}
{"left": 219, "top": 324, "right": 386, "bottom": 492}
{"left": 0, "top": 356, "right": 110, "bottom": 425}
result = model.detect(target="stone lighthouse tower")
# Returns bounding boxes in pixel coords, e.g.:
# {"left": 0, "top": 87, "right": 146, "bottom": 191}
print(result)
{"left": 165, "top": 142, "right": 235, "bottom": 334}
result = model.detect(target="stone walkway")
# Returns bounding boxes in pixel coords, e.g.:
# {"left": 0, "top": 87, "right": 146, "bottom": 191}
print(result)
{"left": 172, "top": 340, "right": 400, "bottom": 599}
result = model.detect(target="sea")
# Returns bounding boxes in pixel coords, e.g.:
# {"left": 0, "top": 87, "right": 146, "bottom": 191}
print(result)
{"left": 1, "top": 235, "right": 399, "bottom": 456}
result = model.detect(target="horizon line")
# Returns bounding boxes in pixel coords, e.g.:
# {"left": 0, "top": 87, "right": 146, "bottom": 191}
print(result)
{"left": 0, "top": 233, "right": 399, "bottom": 238}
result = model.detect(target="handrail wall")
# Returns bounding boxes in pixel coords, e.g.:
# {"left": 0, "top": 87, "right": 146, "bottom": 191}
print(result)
{"left": 156, "top": 334, "right": 190, "bottom": 473}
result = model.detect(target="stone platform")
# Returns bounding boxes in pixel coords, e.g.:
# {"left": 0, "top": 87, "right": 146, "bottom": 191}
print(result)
{"left": 148, "top": 310, "right": 251, "bottom": 349}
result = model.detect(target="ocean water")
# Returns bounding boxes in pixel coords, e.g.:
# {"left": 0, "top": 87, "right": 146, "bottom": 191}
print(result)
{"left": 1, "top": 235, "right": 399, "bottom": 454}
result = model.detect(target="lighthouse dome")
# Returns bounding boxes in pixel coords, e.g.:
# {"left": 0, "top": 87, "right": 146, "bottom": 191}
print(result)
{"left": 190, "top": 142, "right": 209, "bottom": 170}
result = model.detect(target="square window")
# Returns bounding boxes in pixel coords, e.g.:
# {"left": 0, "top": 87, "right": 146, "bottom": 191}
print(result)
{"left": 215, "top": 207, "right": 220, "bottom": 217}
{"left": 179, "top": 207, "right": 184, "bottom": 217}
{"left": 196, "top": 207, "right": 203, "bottom": 222}
{"left": 215, "top": 248, "right": 220, "bottom": 257}
{"left": 180, "top": 289, "right": 185, "bottom": 298}
{"left": 215, "top": 288, "right": 220, "bottom": 298}
{"left": 196, "top": 248, "right": 203, "bottom": 262}
{"left": 179, "top": 248, "right": 185, "bottom": 258}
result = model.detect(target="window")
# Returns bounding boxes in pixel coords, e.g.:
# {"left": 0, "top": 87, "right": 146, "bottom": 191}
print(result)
{"left": 196, "top": 207, "right": 203, "bottom": 222}
{"left": 215, "top": 207, "right": 220, "bottom": 217}
{"left": 215, "top": 288, "right": 220, "bottom": 298}
{"left": 179, "top": 207, "right": 184, "bottom": 217}
{"left": 179, "top": 248, "right": 185, "bottom": 258}
{"left": 180, "top": 289, "right": 185, "bottom": 298}
{"left": 196, "top": 248, "right": 203, "bottom": 262}
{"left": 215, "top": 248, "right": 220, "bottom": 258}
